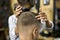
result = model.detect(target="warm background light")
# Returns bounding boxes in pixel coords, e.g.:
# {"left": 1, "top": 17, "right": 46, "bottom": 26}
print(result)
{"left": 10, "top": 0, "right": 54, "bottom": 21}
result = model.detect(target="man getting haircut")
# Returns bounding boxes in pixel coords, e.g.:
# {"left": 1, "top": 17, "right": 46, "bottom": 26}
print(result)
{"left": 17, "top": 12, "right": 41, "bottom": 40}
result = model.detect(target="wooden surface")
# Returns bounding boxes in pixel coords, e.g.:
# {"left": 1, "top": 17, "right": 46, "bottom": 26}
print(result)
{"left": 40, "top": 0, "right": 54, "bottom": 21}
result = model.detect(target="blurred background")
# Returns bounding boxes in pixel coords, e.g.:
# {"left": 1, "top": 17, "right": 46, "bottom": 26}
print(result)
{"left": 0, "top": 0, "right": 60, "bottom": 40}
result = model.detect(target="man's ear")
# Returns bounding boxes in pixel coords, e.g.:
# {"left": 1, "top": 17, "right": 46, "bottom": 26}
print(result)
{"left": 15, "top": 27, "right": 19, "bottom": 36}
{"left": 33, "top": 27, "right": 38, "bottom": 38}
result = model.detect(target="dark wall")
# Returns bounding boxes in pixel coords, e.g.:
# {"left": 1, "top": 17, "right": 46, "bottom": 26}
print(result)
{"left": 0, "top": 0, "right": 13, "bottom": 28}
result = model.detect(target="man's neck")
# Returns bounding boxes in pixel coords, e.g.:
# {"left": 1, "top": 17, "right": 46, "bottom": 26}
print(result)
{"left": 20, "top": 34, "right": 32, "bottom": 40}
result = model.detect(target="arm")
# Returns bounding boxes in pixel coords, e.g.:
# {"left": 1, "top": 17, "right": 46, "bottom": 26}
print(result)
{"left": 46, "top": 20, "right": 54, "bottom": 30}
{"left": 8, "top": 16, "right": 16, "bottom": 40}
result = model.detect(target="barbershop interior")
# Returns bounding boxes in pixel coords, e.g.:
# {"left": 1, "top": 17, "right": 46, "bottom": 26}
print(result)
{"left": 0, "top": 0, "right": 60, "bottom": 40}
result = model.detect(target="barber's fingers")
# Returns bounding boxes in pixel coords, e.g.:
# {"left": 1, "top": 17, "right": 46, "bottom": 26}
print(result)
{"left": 37, "top": 17, "right": 48, "bottom": 22}
{"left": 35, "top": 12, "right": 41, "bottom": 18}
{"left": 39, "top": 12, "right": 46, "bottom": 15}
{"left": 16, "top": 7, "right": 22, "bottom": 12}
{"left": 37, "top": 17, "right": 44, "bottom": 20}
{"left": 16, "top": 5, "right": 22, "bottom": 9}
{"left": 16, "top": 10, "right": 22, "bottom": 14}
{"left": 35, "top": 14, "right": 47, "bottom": 18}
{"left": 35, "top": 15, "right": 41, "bottom": 18}
{"left": 36, "top": 17, "right": 47, "bottom": 20}
{"left": 16, "top": 8, "right": 22, "bottom": 12}
{"left": 16, "top": 5, "right": 22, "bottom": 12}
{"left": 18, "top": 10, "right": 22, "bottom": 13}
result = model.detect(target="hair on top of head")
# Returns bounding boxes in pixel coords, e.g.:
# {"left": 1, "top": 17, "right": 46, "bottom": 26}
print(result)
{"left": 17, "top": 11, "right": 40, "bottom": 28}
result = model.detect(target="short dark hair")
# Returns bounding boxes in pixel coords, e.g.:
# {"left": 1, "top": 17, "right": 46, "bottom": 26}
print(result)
{"left": 17, "top": 12, "right": 41, "bottom": 31}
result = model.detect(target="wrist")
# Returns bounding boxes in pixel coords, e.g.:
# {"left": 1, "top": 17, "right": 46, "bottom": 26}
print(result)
{"left": 46, "top": 20, "right": 52, "bottom": 28}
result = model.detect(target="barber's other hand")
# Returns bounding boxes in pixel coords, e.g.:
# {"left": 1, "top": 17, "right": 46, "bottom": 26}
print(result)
{"left": 35, "top": 11, "right": 48, "bottom": 22}
{"left": 35, "top": 9, "right": 52, "bottom": 28}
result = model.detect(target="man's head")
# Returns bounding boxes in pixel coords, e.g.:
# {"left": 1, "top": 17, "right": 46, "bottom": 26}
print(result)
{"left": 17, "top": 12, "right": 41, "bottom": 40}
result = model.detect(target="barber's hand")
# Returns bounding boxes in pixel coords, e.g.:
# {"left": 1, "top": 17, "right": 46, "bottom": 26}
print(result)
{"left": 35, "top": 11, "right": 48, "bottom": 22}
{"left": 15, "top": 5, "right": 22, "bottom": 15}
{"left": 35, "top": 9, "right": 52, "bottom": 28}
